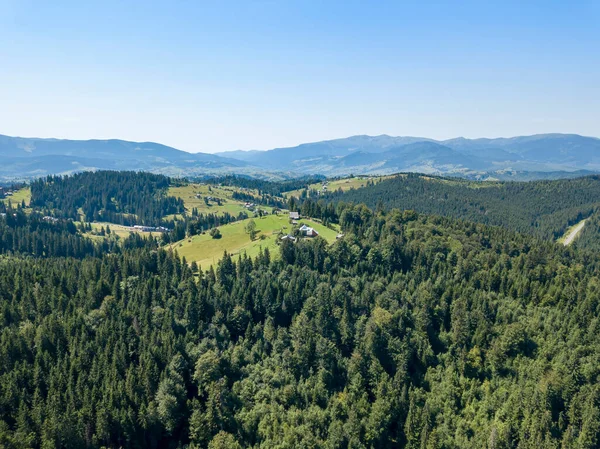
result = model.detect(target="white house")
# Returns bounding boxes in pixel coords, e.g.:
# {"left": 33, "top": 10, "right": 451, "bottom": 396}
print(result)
{"left": 299, "top": 224, "right": 319, "bottom": 237}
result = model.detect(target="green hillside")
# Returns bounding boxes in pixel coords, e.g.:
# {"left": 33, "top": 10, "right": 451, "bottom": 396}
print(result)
{"left": 1, "top": 187, "right": 31, "bottom": 206}
{"left": 171, "top": 214, "right": 338, "bottom": 269}
{"left": 168, "top": 183, "right": 274, "bottom": 217}
{"left": 284, "top": 175, "right": 393, "bottom": 198}
{"left": 329, "top": 173, "right": 600, "bottom": 242}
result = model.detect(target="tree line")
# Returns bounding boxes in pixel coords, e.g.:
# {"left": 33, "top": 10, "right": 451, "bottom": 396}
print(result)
{"left": 201, "top": 175, "right": 325, "bottom": 197}
{"left": 326, "top": 173, "right": 600, "bottom": 243}
{"left": 30, "top": 171, "right": 185, "bottom": 227}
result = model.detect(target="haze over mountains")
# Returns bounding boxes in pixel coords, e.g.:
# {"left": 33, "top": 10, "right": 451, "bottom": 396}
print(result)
{"left": 1, "top": 133, "right": 599, "bottom": 181}
{"left": 0, "top": 135, "right": 249, "bottom": 180}
{"left": 218, "top": 133, "right": 600, "bottom": 178}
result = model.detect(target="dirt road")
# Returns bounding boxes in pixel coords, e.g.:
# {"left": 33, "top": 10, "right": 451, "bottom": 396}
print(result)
{"left": 562, "top": 219, "right": 586, "bottom": 246}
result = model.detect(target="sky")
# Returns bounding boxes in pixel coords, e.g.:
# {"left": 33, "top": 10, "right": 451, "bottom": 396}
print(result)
{"left": 0, "top": 0, "right": 598, "bottom": 153}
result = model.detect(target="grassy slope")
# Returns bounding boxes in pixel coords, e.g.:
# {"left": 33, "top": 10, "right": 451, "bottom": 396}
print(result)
{"left": 168, "top": 183, "right": 274, "bottom": 218}
{"left": 284, "top": 175, "right": 394, "bottom": 198}
{"left": 91, "top": 222, "right": 156, "bottom": 238}
{"left": 79, "top": 222, "right": 158, "bottom": 241}
{"left": 170, "top": 214, "right": 339, "bottom": 269}
{"left": 1, "top": 187, "right": 31, "bottom": 206}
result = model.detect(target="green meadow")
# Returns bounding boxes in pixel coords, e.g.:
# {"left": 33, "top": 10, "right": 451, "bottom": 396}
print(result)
{"left": 1, "top": 187, "right": 31, "bottom": 206}
{"left": 167, "top": 183, "right": 274, "bottom": 218}
{"left": 169, "top": 214, "right": 339, "bottom": 270}
{"left": 284, "top": 175, "right": 393, "bottom": 198}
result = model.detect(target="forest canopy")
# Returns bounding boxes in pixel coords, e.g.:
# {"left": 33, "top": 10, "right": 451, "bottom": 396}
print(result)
{"left": 30, "top": 171, "right": 185, "bottom": 226}
{"left": 328, "top": 173, "right": 600, "bottom": 242}
{"left": 0, "top": 171, "right": 599, "bottom": 448}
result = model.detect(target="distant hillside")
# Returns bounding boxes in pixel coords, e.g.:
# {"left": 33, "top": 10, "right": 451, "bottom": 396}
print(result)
{"left": 218, "top": 133, "right": 600, "bottom": 177}
{"left": 0, "top": 135, "right": 249, "bottom": 181}
{"left": 326, "top": 173, "right": 600, "bottom": 242}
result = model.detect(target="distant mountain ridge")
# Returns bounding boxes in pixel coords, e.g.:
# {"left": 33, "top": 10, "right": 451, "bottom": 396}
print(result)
{"left": 217, "top": 133, "right": 600, "bottom": 177}
{"left": 0, "top": 135, "right": 249, "bottom": 180}
{"left": 1, "top": 132, "right": 599, "bottom": 181}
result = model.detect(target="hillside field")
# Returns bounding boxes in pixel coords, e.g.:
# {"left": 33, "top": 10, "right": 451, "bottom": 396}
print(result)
{"left": 284, "top": 175, "right": 394, "bottom": 198}
{"left": 82, "top": 222, "right": 159, "bottom": 240}
{"left": 170, "top": 214, "right": 338, "bottom": 269}
{"left": 1, "top": 187, "right": 31, "bottom": 206}
{"left": 168, "top": 183, "right": 274, "bottom": 217}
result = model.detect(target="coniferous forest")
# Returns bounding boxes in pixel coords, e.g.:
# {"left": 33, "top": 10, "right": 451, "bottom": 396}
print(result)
{"left": 30, "top": 172, "right": 185, "bottom": 226}
{"left": 328, "top": 173, "right": 600, "bottom": 240}
{"left": 1, "top": 171, "right": 600, "bottom": 448}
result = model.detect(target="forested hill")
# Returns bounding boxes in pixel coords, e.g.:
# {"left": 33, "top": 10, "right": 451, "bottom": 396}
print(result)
{"left": 328, "top": 173, "right": 600, "bottom": 241}
{"left": 202, "top": 174, "right": 326, "bottom": 197}
{"left": 1, "top": 204, "right": 600, "bottom": 447}
{"left": 30, "top": 171, "right": 185, "bottom": 226}
{"left": 575, "top": 213, "right": 600, "bottom": 252}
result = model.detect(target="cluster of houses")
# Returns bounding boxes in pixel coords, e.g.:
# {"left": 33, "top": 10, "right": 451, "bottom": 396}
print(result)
{"left": 279, "top": 224, "right": 319, "bottom": 242}
{"left": 316, "top": 182, "right": 329, "bottom": 195}
{"left": 43, "top": 216, "right": 60, "bottom": 223}
{"left": 281, "top": 211, "right": 320, "bottom": 242}
{"left": 132, "top": 225, "right": 169, "bottom": 233}
{"left": 244, "top": 202, "right": 256, "bottom": 210}
{"left": 195, "top": 194, "right": 218, "bottom": 201}
{"left": 0, "top": 187, "right": 15, "bottom": 198}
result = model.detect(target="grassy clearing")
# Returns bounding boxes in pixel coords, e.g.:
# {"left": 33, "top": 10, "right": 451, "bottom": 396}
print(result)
{"left": 168, "top": 183, "right": 273, "bottom": 217}
{"left": 2, "top": 187, "right": 31, "bottom": 206}
{"left": 169, "top": 214, "right": 339, "bottom": 270}
{"left": 285, "top": 175, "right": 394, "bottom": 198}
{"left": 82, "top": 222, "right": 158, "bottom": 240}
{"left": 285, "top": 174, "right": 500, "bottom": 198}
{"left": 424, "top": 176, "right": 502, "bottom": 189}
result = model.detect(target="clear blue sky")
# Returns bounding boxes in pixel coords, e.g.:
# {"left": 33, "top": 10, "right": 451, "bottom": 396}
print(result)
{"left": 1, "top": 0, "right": 598, "bottom": 153}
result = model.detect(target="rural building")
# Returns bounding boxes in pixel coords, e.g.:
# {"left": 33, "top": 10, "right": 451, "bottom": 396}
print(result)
{"left": 133, "top": 225, "right": 169, "bottom": 232}
{"left": 280, "top": 234, "right": 297, "bottom": 242}
{"left": 299, "top": 224, "right": 319, "bottom": 237}
{"left": 289, "top": 211, "right": 300, "bottom": 220}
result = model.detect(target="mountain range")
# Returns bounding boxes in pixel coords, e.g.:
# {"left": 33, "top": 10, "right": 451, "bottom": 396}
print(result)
{"left": 0, "top": 135, "right": 250, "bottom": 181}
{"left": 217, "top": 133, "right": 600, "bottom": 178}
{"left": 1, "top": 133, "right": 599, "bottom": 181}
